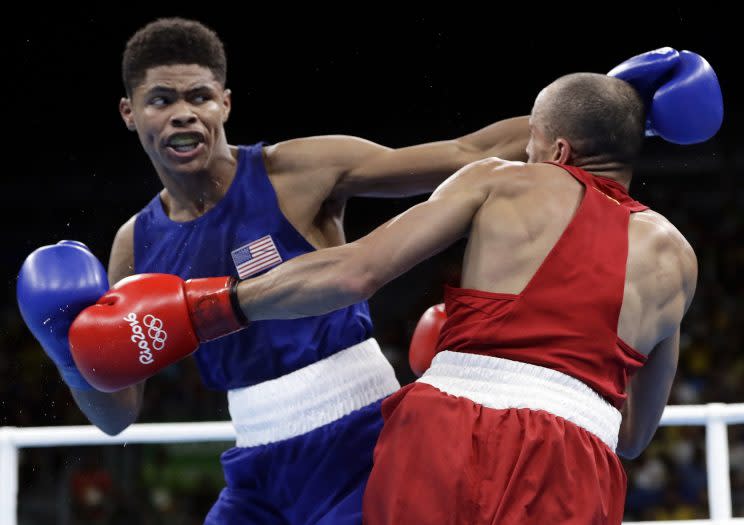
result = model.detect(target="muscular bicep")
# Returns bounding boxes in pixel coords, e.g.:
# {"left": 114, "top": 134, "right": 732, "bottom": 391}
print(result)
{"left": 618, "top": 328, "right": 680, "bottom": 459}
{"left": 263, "top": 136, "right": 390, "bottom": 204}
{"left": 108, "top": 216, "right": 136, "bottom": 287}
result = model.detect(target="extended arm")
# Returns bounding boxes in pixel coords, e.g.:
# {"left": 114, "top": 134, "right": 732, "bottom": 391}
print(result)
{"left": 617, "top": 210, "right": 698, "bottom": 457}
{"left": 237, "top": 160, "right": 507, "bottom": 320}
{"left": 265, "top": 116, "right": 528, "bottom": 200}
{"left": 66, "top": 161, "right": 513, "bottom": 392}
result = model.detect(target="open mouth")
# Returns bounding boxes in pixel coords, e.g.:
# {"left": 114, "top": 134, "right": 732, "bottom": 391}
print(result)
{"left": 165, "top": 132, "right": 205, "bottom": 153}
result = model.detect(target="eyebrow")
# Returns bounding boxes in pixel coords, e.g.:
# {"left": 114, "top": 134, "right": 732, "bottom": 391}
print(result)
{"left": 144, "top": 84, "right": 216, "bottom": 96}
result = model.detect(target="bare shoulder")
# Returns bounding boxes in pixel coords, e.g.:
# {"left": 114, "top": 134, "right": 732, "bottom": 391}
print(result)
{"left": 630, "top": 209, "right": 698, "bottom": 307}
{"left": 438, "top": 157, "right": 529, "bottom": 197}
{"left": 109, "top": 214, "right": 137, "bottom": 286}
{"left": 263, "top": 135, "right": 384, "bottom": 174}
{"left": 487, "top": 160, "right": 574, "bottom": 198}
{"left": 631, "top": 210, "right": 696, "bottom": 263}
{"left": 262, "top": 135, "right": 388, "bottom": 206}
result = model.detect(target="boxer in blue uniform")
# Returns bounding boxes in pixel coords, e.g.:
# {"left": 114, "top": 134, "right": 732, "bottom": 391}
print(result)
{"left": 135, "top": 143, "right": 394, "bottom": 524}
{"left": 17, "top": 17, "right": 530, "bottom": 524}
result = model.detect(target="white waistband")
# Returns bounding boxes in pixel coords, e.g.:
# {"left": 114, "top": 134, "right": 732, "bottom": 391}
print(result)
{"left": 417, "top": 351, "right": 621, "bottom": 451}
{"left": 228, "top": 338, "right": 400, "bottom": 447}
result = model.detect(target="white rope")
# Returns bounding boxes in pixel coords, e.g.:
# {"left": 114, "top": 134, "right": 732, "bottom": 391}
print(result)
{"left": 2, "top": 403, "right": 744, "bottom": 525}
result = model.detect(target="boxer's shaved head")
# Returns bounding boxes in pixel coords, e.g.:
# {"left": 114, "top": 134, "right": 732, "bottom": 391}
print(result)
{"left": 531, "top": 73, "right": 645, "bottom": 164}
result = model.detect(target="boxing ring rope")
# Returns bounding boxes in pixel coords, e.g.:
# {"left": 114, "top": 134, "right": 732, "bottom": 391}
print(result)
{"left": 1, "top": 403, "right": 744, "bottom": 525}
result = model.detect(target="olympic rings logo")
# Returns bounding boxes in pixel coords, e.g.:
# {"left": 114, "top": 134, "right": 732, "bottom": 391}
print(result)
{"left": 143, "top": 314, "right": 167, "bottom": 351}
{"left": 124, "top": 312, "right": 168, "bottom": 366}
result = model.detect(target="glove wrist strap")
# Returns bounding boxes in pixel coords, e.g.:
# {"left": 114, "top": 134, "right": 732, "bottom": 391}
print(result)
{"left": 185, "top": 277, "right": 248, "bottom": 342}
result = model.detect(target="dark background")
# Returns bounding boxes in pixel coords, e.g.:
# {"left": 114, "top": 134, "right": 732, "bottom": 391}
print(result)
{"left": 1, "top": 7, "right": 741, "bottom": 524}
{"left": 3, "top": 7, "right": 740, "bottom": 268}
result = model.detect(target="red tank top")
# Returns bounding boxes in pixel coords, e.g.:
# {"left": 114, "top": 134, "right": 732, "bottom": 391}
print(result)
{"left": 436, "top": 163, "right": 648, "bottom": 408}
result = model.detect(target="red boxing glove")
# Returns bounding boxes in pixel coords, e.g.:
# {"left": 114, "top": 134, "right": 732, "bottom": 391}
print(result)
{"left": 68, "top": 274, "right": 247, "bottom": 392}
{"left": 409, "top": 303, "right": 447, "bottom": 377}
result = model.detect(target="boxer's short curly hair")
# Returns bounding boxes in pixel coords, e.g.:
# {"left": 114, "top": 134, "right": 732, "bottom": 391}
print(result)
{"left": 122, "top": 17, "right": 227, "bottom": 96}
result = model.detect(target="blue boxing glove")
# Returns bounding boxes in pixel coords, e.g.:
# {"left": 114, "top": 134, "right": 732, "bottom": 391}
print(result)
{"left": 17, "top": 240, "right": 109, "bottom": 390}
{"left": 608, "top": 47, "right": 723, "bottom": 144}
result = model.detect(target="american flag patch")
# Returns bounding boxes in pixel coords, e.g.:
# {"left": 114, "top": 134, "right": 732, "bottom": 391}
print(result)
{"left": 231, "top": 235, "right": 283, "bottom": 279}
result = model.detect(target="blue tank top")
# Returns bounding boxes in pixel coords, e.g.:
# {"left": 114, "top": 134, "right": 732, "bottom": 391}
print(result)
{"left": 134, "top": 143, "right": 373, "bottom": 390}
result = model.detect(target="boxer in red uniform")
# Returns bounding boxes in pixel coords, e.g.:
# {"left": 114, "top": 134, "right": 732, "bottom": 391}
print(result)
{"left": 68, "top": 48, "right": 721, "bottom": 524}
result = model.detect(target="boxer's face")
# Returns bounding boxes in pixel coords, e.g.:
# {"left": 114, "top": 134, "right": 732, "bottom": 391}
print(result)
{"left": 119, "top": 64, "right": 232, "bottom": 175}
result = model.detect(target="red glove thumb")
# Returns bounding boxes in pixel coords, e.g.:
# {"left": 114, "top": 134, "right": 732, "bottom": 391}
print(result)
{"left": 409, "top": 303, "right": 447, "bottom": 377}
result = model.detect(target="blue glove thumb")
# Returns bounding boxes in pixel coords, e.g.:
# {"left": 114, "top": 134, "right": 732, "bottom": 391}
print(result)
{"left": 17, "top": 240, "right": 109, "bottom": 390}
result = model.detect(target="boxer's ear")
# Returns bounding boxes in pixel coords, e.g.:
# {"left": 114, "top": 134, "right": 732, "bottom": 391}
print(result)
{"left": 120, "top": 98, "right": 137, "bottom": 131}
{"left": 553, "top": 138, "right": 574, "bottom": 165}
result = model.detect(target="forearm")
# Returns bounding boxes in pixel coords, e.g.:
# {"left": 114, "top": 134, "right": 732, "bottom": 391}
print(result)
{"left": 617, "top": 390, "right": 667, "bottom": 459}
{"left": 70, "top": 382, "right": 144, "bottom": 436}
{"left": 456, "top": 115, "right": 530, "bottom": 162}
{"left": 237, "top": 244, "right": 375, "bottom": 321}
{"left": 334, "top": 116, "right": 530, "bottom": 198}
{"left": 617, "top": 332, "right": 679, "bottom": 459}
{"left": 617, "top": 398, "right": 640, "bottom": 459}
{"left": 359, "top": 116, "right": 530, "bottom": 196}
